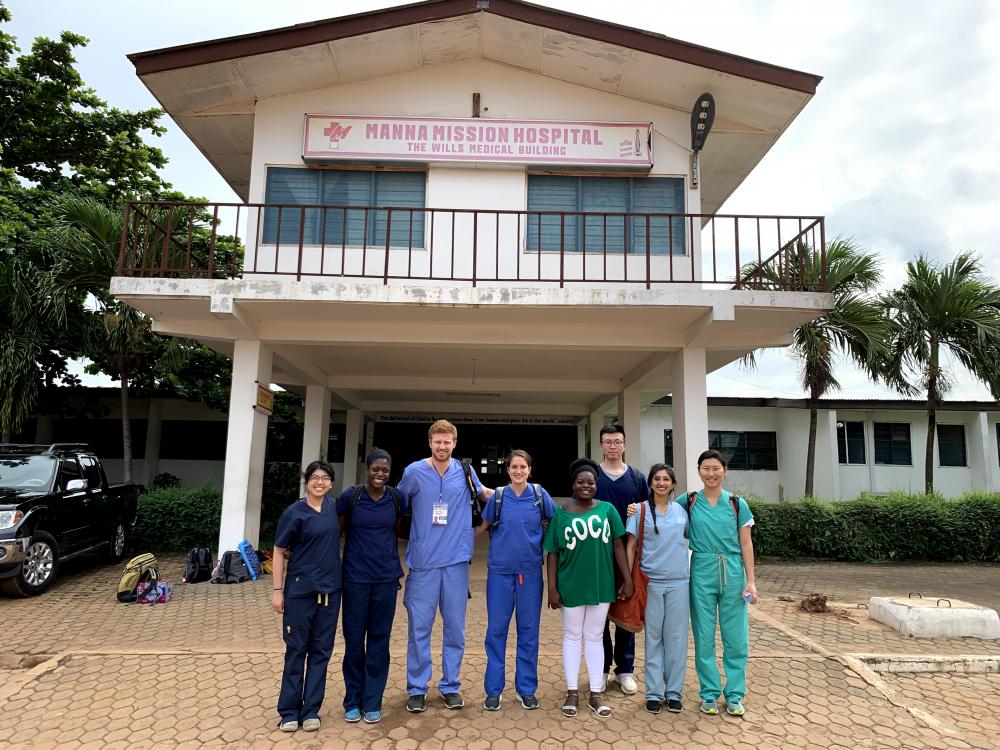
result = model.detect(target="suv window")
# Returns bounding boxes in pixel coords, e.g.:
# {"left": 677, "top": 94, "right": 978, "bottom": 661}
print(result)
{"left": 79, "top": 456, "right": 104, "bottom": 489}
{"left": 58, "top": 458, "right": 84, "bottom": 491}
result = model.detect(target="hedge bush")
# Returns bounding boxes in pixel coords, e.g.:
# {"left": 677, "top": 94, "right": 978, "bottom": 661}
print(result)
{"left": 749, "top": 492, "right": 1000, "bottom": 562}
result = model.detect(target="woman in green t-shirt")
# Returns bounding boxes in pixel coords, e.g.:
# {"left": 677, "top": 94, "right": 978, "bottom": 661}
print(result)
{"left": 544, "top": 458, "right": 633, "bottom": 718}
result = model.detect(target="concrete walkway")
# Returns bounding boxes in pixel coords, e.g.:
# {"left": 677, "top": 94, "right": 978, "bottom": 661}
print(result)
{"left": 1, "top": 550, "right": 997, "bottom": 749}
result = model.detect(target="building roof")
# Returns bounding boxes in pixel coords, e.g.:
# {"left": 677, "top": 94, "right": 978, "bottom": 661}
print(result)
{"left": 652, "top": 395, "right": 1000, "bottom": 412}
{"left": 128, "top": 0, "right": 822, "bottom": 210}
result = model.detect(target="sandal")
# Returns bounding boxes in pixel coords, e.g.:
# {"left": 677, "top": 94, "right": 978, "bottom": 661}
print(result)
{"left": 561, "top": 690, "right": 579, "bottom": 717}
{"left": 589, "top": 692, "right": 612, "bottom": 718}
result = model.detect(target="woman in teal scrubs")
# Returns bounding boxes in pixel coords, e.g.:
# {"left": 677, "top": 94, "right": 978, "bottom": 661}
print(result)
{"left": 683, "top": 449, "right": 757, "bottom": 717}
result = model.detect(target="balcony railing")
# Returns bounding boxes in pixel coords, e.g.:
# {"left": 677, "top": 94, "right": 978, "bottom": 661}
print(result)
{"left": 116, "top": 201, "right": 826, "bottom": 292}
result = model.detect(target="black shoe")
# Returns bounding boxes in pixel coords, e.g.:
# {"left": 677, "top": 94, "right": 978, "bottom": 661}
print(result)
{"left": 406, "top": 694, "right": 426, "bottom": 713}
{"left": 484, "top": 694, "right": 501, "bottom": 711}
{"left": 519, "top": 694, "right": 539, "bottom": 710}
{"left": 441, "top": 692, "right": 465, "bottom": 709}
{"left": 666, "top": 699, "right": 683, "bottom": 713}
{"left": 645, "top": 699, "right": 662, "bottom": 714}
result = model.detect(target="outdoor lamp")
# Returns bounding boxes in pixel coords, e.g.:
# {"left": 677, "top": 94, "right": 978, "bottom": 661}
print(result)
{"left": 689, "top": 92, "right": 716, "bottom": 188}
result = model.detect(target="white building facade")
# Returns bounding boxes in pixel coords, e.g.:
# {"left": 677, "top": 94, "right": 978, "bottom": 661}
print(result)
{"left": 110, "top": 0, "right": 836, "bottom": 551}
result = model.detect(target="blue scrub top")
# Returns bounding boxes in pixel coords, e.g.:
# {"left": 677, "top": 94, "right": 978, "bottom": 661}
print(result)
{"left": 597, "top": 465, "right": 650, "bottom": 523}
{"left": 626, "top": 501, "right": 689, "bottom": 587}
{"left": 336, "top": 485, "right": 407, "bottom": 584}
{"left": 482, "top": 484, "right": 556, "bottom": 574}
{"left": 274, "top": 496, "right": 342, "bottom": 597}
{"left": 398, "top": 458, "right": 484, "bottom": 571}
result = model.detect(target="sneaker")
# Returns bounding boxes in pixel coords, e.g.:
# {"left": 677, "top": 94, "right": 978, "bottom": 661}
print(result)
{"left": 726, "top": 700, "right": 746, "bottom": 717}
{"left": 484, "top": 694, "right": 502, "bottom": 711}
{"left": 406, "top": 694, "right": 426, "bottom": 713}
{"left": 278, "top": 720, "right": 298, "bottom": 733}
{"left": 617, "top": 673, "right": 638, "bottom": 695}
{"left": 519, "top": 694, "right": 539, "bottom": 710}
{"left": 645, "top": 699, "right": 662, "bottom": 714}
{"left": 363, "top": 711, "right": 382, "bottom": 724}
{"left": 700, "top": 699, "right": 719, "bottom": 715}
{"left": 441, "top": 692, "right": 465, "bottom": 709}
{"left": 666, "top": 699, "right": 683, "bottom": 713}
{"left": 301, "top": 718, "right": 320, "bottom": 732}
{"left": 344, "top": 708, "right": 361, "bottom": 723}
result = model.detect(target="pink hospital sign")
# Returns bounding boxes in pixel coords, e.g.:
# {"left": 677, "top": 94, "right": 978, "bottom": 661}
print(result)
{"left": 303, "top": 115, "right": 652, "bottom": 168}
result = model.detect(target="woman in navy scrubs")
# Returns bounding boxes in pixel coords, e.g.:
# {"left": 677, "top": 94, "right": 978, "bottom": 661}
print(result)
{"left": 337, "top": 449, "right": 407, "bottom": 724}
{"left": 271, "top": 460, "right": 342, "bottom": 733}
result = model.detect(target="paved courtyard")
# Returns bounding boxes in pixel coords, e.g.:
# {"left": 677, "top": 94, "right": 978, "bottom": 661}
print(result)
{"left": 0, "top": 546, "right": 997, "bottom": 750}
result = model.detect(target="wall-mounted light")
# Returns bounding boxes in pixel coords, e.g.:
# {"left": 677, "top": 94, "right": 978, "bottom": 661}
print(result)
{"left": 689, "top": 92, "right": 716, "bottom": 189}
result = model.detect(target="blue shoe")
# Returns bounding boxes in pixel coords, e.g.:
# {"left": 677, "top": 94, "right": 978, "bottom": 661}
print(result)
{"left": 726, "top": 700, "right": 746, "bottom": 716}
{"left": 344, "top": 708, "right": 361, "bottom": 722}
{"left": 363, "top": 711, "right": 382, "bottom": 724}
{"left": 700, "top": 699, "right": 719, "bottom": 715}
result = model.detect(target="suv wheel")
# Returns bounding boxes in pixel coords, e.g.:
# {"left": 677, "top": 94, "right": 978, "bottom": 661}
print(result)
{"left": 105, "top": 519, "right": 128, "bottom": 563}
{"left": 0, "top": 531, "right": 60, "bottom": 597}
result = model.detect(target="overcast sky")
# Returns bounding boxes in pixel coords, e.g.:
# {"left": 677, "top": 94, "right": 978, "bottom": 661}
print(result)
{"left": 7, "top": 0, "right": 999, "bottom": 401}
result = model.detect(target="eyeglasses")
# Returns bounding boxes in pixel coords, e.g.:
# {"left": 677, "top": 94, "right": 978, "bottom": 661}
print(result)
{"left": 601, "top": 440, "right": 625, "bottom": 447}
{"left": 308, "top": 475, "right": 332, "bottom": 484}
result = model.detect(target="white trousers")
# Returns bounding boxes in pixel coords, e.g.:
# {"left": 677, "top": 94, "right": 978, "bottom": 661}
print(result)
{"left": 561, "top": 603, "right": 611, "bottom": 691}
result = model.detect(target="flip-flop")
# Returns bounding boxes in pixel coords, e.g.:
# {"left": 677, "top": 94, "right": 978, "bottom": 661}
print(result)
{"left": 561, "top": 690, "right": 579, "bottom": 717}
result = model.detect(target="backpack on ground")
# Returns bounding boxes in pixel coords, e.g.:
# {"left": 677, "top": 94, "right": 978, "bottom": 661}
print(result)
{"left": 117, "top": 553, "right": 159, "bottom": 603}
{"left": 489, "top": 484, "right": 547, "bottom": 536}
{"left": 182, "top": 547, "right": 213, "bottom": 583}
{"left": 136, "top": 580, "right": 173, "bottom": 604}
{"left": 344, "top": 484, "right": 409, "bottom": 539}
{"left": 212, "top": 550, "right": 253, "bottom": 584}
{"left": 237, "top": 538, "right": 261, "bottom": 581}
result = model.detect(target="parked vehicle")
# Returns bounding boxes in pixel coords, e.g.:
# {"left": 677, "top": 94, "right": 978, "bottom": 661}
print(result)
{"left": 0, "top": 444, "right": 140, "bottom": 597}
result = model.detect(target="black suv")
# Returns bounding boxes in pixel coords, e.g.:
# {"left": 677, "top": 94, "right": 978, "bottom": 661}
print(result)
{"left": 0, "top": 444, "right": 140, "bottom": 597}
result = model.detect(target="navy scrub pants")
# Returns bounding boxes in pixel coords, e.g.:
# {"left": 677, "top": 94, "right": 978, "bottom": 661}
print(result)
{"left": 483, "top": 568, "right": 543, "bottom": 697}
{"left": 341, "top": 580, "right": 399, "bottom": 713}
{"left": 602, "top": 619, "right": 636, "bottom": 676}
{"left": 277, "top": 592, "right": 341, "bottom": 723}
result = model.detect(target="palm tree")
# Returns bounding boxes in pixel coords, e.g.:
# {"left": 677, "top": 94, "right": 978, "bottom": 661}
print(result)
{"left": 881, "top": 253, "right": 1000, "bottom": 493}
{"left": 746, "top": 238, "right": 891, "bottom": 497}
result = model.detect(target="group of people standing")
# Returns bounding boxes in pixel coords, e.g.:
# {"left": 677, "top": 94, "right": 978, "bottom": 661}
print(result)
{"left": 269, "top": 420, "right": 757, "bottom": 733}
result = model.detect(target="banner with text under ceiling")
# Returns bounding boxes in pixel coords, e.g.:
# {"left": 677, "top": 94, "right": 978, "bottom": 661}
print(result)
{"left": 303, "top": 115, "right": 652, "bottom": 169}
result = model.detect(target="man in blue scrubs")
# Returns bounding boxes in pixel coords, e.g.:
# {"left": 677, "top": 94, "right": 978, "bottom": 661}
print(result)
{"left": 595, "top": 423, "right": 649, "bottom": 695}
{"left": 398, "top": 419, "right": 493, "bottom": 712}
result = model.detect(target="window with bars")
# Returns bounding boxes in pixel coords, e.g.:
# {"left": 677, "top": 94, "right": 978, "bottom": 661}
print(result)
{"left": 708, "top": 430, "right": 778, "bottom": 471}
{"left": 837, "top": 421, "right": 866, "bottom": 464}
{"left": 873, "top": 422, "right": 912, "bottom": 465}
{"left": 262, "top": 168, "right": 425, "bottom": 247}
{"left": 936, "top": 424, "right": 967, "bottom": 467}
{"left": 526, "top": 175, "right": 686, "bottom": 254}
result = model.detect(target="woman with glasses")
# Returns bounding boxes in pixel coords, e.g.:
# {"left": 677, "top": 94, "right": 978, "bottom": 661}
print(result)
{"left": 271, "top": 460, "right": 342, "bottom": 733}
{"left": 336, "top": 449, "right": 408, "bottom": 725}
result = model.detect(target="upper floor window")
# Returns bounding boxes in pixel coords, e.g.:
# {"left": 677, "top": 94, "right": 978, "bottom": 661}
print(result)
{"left": 262, "top": 168, "right": 425, "bottom": 248}
{"left": 837, "top": 421, "right": 866, "bottom": 464}
{"left": 526, "top": 175, "right": 686, "bottom": 254}
{"left": 936, "top": 424, "right": 967, "bottom": 467}
{"left": 873, "top": 422, "right": 911, "bottom": 465}
{"left": 708, "top": 430, "right": 778, "bottom": 471}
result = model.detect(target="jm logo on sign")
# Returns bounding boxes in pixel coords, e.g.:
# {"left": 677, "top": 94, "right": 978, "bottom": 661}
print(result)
{"left": 324, "top": 121, "right": 353, "bottom": 148}
{"left": 563, "top": 515, "right": 611, "bottom": 550}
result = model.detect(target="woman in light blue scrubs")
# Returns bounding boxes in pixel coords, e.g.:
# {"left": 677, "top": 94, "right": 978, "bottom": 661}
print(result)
{"left": 625, "top": 463, "right": 689, "bottom": 715}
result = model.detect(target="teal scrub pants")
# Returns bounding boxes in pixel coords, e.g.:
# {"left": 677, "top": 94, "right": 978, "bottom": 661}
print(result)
{"left": 689, "top": 551, "right": 748, "bottom": 704}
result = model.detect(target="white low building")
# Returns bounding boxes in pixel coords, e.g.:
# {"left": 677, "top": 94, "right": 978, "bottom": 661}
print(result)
{"left": 106, "top": 0, "right": 843, "bottom": 549}
{"left": 29, "top": 392, "right": 1000, "bottom": 501}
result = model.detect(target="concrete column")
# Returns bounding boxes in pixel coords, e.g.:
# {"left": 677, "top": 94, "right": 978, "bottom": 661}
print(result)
{"left": 968, "top": 412, "right": 999, "bottom": 491}
{"left": 671, "top": 348, "right": 708, "bottom": 493}
{"left": 299, "top": 385, "right": 332, "bottom": 495}
{"left": 218, "top": 340, "right": 272, "bottom": 552}
{"left": 589, "top": 404, "right": 609, "bottom": 459}
{"left": 34, "top": 415, "right": 55, "bottom": 445}
{"left": 813, "top": 408, "right": 841, "bottom": 500}
{"left": 618, "top": 389, "right": 642, "bottom": 470}
{"left": 341, "top": 408, "right": 363, "bottom": 494}
{"left": 142, "top": 398, "right": 163, "bottom": 488}
{"left": 577, "top": 420, "right": 587, "bottom": 459}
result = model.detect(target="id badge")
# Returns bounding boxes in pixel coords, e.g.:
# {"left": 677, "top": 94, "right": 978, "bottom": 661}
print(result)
{"left": 432, "top": 503, "right": 449, "bottom": 525}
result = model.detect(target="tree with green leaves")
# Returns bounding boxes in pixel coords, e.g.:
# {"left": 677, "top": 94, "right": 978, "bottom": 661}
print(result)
{"left": 0, "top": 2, "right": 168, "bottom": 440}
{"left": 881, "top": 253, "right": 1000, "bottom": 494}
{"left": 745, "top": 238, "right": 892, "bottom": 498}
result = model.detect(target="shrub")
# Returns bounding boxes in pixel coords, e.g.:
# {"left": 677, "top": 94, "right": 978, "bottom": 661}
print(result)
{"left": 151, "top": 472, "right": 181, "bottom": 489}
{"left": 749, "top": 492, "right": 1000, "bottom": 562}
